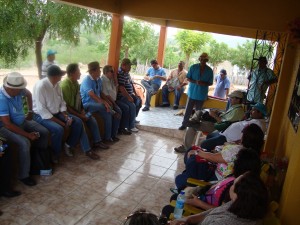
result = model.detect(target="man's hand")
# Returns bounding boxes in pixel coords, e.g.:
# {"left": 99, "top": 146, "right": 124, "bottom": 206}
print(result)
{"left": 187, "top": 150, "right": 198, "bottom": 159}
{"left": 185, "top": 194, "right": 200, "bottom": 206}
{"left": 103, "top": 101, "right": 111, "bottom": 112}
{"left": 25, "top": 111, "right": 33, "bottom": 121}
{"left": 27, "top": 132, "right": 39, "bottom": 141}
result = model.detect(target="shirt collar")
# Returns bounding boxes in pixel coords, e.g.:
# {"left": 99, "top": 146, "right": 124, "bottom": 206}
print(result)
{"left": 0, "top": 85, "right": 11, "bottom": 98}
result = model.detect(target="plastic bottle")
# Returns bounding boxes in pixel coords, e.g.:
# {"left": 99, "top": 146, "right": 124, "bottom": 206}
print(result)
{"left": 173, "top": 190, "right": 185, "bottom": 219}
{"left": 0, "top": 143, "right": 8, "bottom": 152}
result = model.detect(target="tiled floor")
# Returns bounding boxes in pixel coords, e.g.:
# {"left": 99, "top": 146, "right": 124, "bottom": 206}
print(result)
{"left": 0, "top": 108, "right": 186, "bottom": 225}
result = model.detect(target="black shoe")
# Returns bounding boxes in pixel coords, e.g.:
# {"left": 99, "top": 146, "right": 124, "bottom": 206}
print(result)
{"left": 173, "top": 106, "right": 179, "bottom": 110}
{"left": 103, "top": 139, "right": 115, "bottom": 145}
{"left": 20, "top": 177, "right": 37, "bottom": 186}
{"left": 118, "top": 128, "right": 132, "bottom": 135}
{"left": 142, "top": 107, "right": 150, "bottom": 111}
{"left": 178, "top": 125, "right": 186, "bottom": 130}
{"left": 160, "top": 104, "right": 170, "bottom": 107}
{"left": 112, "top": 137, "right": 120, "bottom": 142}
{"left": 1, "top": 190, "right": 22, "bottom": 198}
{"left": 94, "top": 141, "right": 109, "bottom": 149}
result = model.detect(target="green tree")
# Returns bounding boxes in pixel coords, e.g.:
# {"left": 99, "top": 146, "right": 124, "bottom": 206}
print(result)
{"left": 229, "top": 40, "right": 254, "bottom": 72}
{"left": 175, "top": 30, "right": 211, "bottom": 67}
{"left": 121, "top": 19, "right": 155, "bottom": 59}
{"left": 207, "top": 40, "right": 229, "bottom": 72}
{"left": 0, "top": 0, "right": 110, "bottom": 78}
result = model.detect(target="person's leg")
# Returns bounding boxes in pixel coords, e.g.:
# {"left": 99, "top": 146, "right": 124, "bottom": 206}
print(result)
{"left": 120, "top": 99, "right": 137, "bottom": 130}
{"left": 111, "top": 105, "right": 121, "bottom": 138}
{"left": 85, "top": 102, "right": 113, "bottom": 140}
{"left": 132, "top": 95, "right": 142, "bottom": 116}
{"left": 86, "top": 116, "right": 102, "bottom": 144}
{"left": 116, "top": 98, "right": 130, "bottom": 129}
{"left": 162, "top": 85, "right": 170, "bottom": 105}
{"left": 194, "top": 100, "right": 204, "bottom": 111}
{"left": 182, "top": 98, "right": 195, "bottom": 126}
{"left": 0, "top": 143, "right": 13, "bottom": 193}
{"left": 174, "top": 87, "right": 184, "bottom": 107}
{"left": 0, "top": 127, "right": 31, "bottom": 179}
{"left": 33, "top": 113, "right": 64, "bottom": 155}
{"left": 23, "top": 120, "right": 49, "bottom": 149}
{"left": 200, "top": 134, "right": 227, "bottom": 151}
{"left": 183, "top": 127, "right": 197, "bottom": 150}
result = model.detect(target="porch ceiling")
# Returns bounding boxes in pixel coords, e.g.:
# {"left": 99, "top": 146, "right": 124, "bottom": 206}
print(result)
{"left": 57, "top": 0, "right": 299, "bottom": 38}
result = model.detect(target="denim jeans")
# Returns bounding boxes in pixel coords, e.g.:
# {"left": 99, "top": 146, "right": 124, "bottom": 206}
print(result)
{"left": 200, "top": 131, "right": 227, "bottom": 151}
{"left": 141, "top": 80, "right": 160, "bottom": 108}
{"left": 86, "top": 116, "right": 101, "bottom": 144}
{"left": 84, "top": 102, "right": 120, "bottom": 140}
{"left": 116, "top": 96, "right": 136, "bottom": 129}
{"left": 182, "top": 97, "right": 204, "bottom": 126}
{"left": 0, "top": 120, "right": 49, "bottom": 179}
{"left": 162, "top": 85, "right": 185, "bottom": 106}
{"left": 132, "top": 95, "right": 142, "bottom": 116}
{"left": 33, "top": 113, "right": 89, "bottom": 154}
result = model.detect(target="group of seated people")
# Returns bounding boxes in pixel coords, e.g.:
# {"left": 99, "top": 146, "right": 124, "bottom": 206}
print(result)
{"left": 0, "top": 58, "right": 141, "bottom": 201}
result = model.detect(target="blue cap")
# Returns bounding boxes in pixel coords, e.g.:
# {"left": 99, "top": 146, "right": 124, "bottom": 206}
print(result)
{"left": 47, "top": 49, "right": 57, "bottom": 57}
{"left": 251, "top": 103, "right": 267, "bottom": 117}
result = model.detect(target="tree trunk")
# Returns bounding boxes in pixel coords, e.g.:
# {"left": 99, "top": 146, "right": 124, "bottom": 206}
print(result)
{"left": 185, "top": 54, "right": 190, "bottom": 69}
{"left": 35, "top": 39, "right": 43, "bottom": 79}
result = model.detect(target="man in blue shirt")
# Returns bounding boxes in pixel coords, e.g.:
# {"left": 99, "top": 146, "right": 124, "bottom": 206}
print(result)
{"left": 80, "top": 61, "right": 121, "bottom": 143}
{"left": 0, "top": 72, "right": 49, "bottom": 186}
{"left": 213, "top": 69, "right": 230, "bottom": 99}
{"left": 141, "top": 59, "right": 166, "bottom": 111}
{"left": 179, "top": 53, "right": 214, "bottom": 130}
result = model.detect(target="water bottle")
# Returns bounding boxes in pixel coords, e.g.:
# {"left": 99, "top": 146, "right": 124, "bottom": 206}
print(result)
{"left": 0, "top": 143, "right": 8, "bottom": 152}
{"left": 173, "top": 191, "right": 185, "bottom": 219}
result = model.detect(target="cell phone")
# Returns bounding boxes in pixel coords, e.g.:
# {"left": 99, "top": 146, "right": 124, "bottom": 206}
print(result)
{"left": 85, "top": 112, "right": 92, "bottom": 118}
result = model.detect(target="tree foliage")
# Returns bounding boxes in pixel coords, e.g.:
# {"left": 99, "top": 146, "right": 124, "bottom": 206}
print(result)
{"left": 175, "top": 30, "right": 211, "bottom": 67}
{"left": 207, "top": 40, "right": 229, "bottom": 69}
{"left": 0, "top": 0, "right": 110, "bottom": 78}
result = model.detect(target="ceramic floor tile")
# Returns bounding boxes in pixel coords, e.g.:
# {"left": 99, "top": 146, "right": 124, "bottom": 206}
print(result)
{"left": 161, "top": 168, "right": 181, "bottom": 182}
{"left": 136, "top": 163, "right": 168, "bottom": 178}
{"left": 110, "top": 182, "right": 149, "bottom": 203}
{"left": 123, "top": 172, "right": 160, "bottom": 190}
{"left": 147, "top": 155, "right": 176, "bottom": 168}
{"left": 76, "top": 211, "right": 122, "bottom": 225}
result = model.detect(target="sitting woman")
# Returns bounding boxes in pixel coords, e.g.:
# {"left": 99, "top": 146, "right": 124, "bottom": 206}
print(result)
{"left": 170, "top": 171, "right": 269, "bottom": 225}
{"left": 162, "top": 148, "right": 261, "bottom": 219}
{"left": 175, "top": 123, "right": 264, "bottom": 190}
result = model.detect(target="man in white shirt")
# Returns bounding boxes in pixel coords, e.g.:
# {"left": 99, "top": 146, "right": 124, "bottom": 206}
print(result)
{"left": 200, "top": 103, "right": 267, "bottom": 151}
{"left": 33, "top": 65, "right": 97, "bottom": 163}
{"left": 41, "top": 50, "right": 57, "bottom": 79}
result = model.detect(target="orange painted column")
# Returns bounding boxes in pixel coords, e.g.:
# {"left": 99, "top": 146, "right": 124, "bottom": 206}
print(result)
{"left": 107, "top": 14, "right": 124, "bottom": 76}
{"left": 157, "top": 26, "right": 167, "bottom": 67}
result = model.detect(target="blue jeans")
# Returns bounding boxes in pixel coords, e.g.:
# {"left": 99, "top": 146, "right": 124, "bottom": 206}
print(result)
{"left": 33, "top": 113, "right": 89, "bottom": 154}
{"left": 0, "top": 120, "right": 49, "bottom": 179}
{"left": 84, "top": 102, "right": 120, "bottom": 140}
{"left": 86, "top": 116, "right": 102, "bottom": 144}
{"left": 200, "top": 131, "right": 227, "bottom": 151}
{"left": 182, "top": 98, "right": 204, "bottom": 126}
{"left": 132, "top": 95, "right": 142, "bottom": 116}
{"left": 116, "top": 96, "right": 136, "bottom": 129}
{"left": 141, "top": 80, "right": 160, "bottom": 108}
{"left": 162, "top": 85, "right": 185, "bottom": 106}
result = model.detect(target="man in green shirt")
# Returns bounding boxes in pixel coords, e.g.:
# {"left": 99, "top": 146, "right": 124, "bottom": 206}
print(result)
{"left": 60, "top": 63, "right": 109, "bottom": 155}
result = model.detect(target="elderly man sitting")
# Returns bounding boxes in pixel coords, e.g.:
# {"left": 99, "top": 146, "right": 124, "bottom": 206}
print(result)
{"left": 174, "top": 90, "right": 245, "bottom": 153}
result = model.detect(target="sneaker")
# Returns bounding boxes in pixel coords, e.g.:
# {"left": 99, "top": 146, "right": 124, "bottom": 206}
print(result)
{"left": 142, "top": 107, "right": 150, "bottom": 111}
{"left": 178, "top": 125, "right": 186, "bottom": 130}
{"left": 174, "top": 145, "right": 187, "bottom": 153}
{"left": 64, "top": 144, "right": 74, "bottom": 157}
{"left": 86, "top": 150, "right": 100, "bottom": 160}
{"left": 130, "top": 127, "right": 139, "bottom": 132}
{"left": 173, "top": 105, "right": 179, "bottom": 110}
{"left": 170, "top": 187, "right": 179, "bottom": 194}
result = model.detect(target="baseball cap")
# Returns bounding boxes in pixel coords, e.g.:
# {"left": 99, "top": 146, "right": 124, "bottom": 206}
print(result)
{"left": 220, "top": 69, "right": 227, "bottom": 75}
{"left": 251, "top": 103, "right": 267, "bottom": 117}
{"left": 47, "top": 50, "right": 57, "bottom": 57}
{"left": 47, "top": 65, "right": 66, "bottom": 77}
{"left": 228, "top": 90, "right": 244, "bottom": 99}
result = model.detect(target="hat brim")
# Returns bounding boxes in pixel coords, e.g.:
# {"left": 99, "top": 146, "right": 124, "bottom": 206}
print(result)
{"left": 3, "top": 76, "right": 27, "bottom": 89}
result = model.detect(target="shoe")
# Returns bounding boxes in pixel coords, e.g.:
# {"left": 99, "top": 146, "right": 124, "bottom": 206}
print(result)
{"left": 94, "top": 141, "right": 109, "bottom": 149}
{"left": 86, "top": 150, "right": 100, "bottom": 160}
{"left": 119, "top": 128, "right": 132, "bottom": 135}
{"left": 130, "top": 127, "right": 139, "bottom": 132}
{"left": 20, "top": 177, "right": 37, "bottom": 186}
{"left": 173, "top": 106, "right": 179, "bottom": 110}
{"left": 64, "top": 145, "right": 74, "bottom": 157}
{"left": 112, "top": 137, "right": 120, "bottom": 142}
{"left": 170, "top": 188, "right": 179, "bottom": 194}
{"left": 1, "top": 190, "right": 21, "bottom": 198}
{"left": 178, "top": 125, "right": 186, "bottom": 130}
{"left": 160, "top": 104, "right": 170, "bottom": 107}
{"left": 103, "top": 139, "right": 115, "bottom": 145}
{"left": 142, "top": 107, "right": 150, "bottom": 111}
{"left": 135, "top": 120, "right": 140, "bottom": 124}
{"left": 51, "top": 154, "right": 59, "bottom": 164}
{"left": 174, "top": 145, "right": 187, "bottom": 153}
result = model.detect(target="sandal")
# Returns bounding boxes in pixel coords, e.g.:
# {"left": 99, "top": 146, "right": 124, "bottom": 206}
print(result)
{"left": 86, "top": 151, "right": 100, "bottom": 160}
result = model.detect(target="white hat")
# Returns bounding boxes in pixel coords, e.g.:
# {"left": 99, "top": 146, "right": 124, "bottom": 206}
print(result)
{"left": 3, "top": 72, "right": 27, "bottom": 89}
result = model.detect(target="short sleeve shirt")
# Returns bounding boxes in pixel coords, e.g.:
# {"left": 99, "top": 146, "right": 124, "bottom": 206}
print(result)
{"left": 117, "top": 68, "right": 134, "bottom": 98}
{"left": 146, "top": 67, "right": 166, "bottom": 87}
{"left": 187, "top": 64, "right": 214, "bottom": 101}
{"left": 0, "top": 86, "right": 26, "bottom": 126}
{"left": 213, "top": 75, "right": 230, "bottom": 98}
{"left": 220, "top": 104, "right": 244, "bottom": 122}
{"left": 101, "top": 75, "right": 117, "bottom": 101}
{"left": 80, "top": 75, "right": 102, "bottom": 107}
{"left": 60, "top": 77, "right": 81, "bottom": 112}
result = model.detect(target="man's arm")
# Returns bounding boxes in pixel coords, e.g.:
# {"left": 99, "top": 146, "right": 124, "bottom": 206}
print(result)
{"left": 197, "top": 151, "right": 226, "bottom": 163}
{"left": 88, "top": 91, "right": 110, "bottom": 111}
{"left": 119, "top": 85, "right": 134, "bottom": 102}
{"left": 24, "top": 89, "right": 33, "bottom": 120}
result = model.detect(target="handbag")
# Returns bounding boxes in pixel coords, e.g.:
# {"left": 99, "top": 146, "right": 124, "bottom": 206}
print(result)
{"left": 166, "top": 78, "right": 180, "bottom": 92}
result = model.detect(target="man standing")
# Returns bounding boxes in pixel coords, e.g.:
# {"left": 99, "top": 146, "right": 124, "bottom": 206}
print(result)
{"left": 178, "top": 53, "right": 214, "bottom": 130}
{"left": 0, "top": 72, "right": 49, "bottom": 186}
{"left": 60, "top": 63, "right": 108, "bottom": 151}
{"left": 80, "top": 61, "right": 120, "bottom": 143}
{"left": 41, "top": 49, "right": 57, "bottom": 79}
{"left": 141, "top": 59, "right": 166, "bottom": 111}
{"left": 213, "top": 69, "right": 230, "bottom": 99}
{"left": 33, "top": 65, "right": 96, "bottom": 162}
{"left": 247, "top": 56, "right": 277, "bottom": 104}
{"left": 161, "top": 61, "right": 188, "bottom": 109}
{"left": 116, "top": 58, "right": 141, "bottom": 134}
